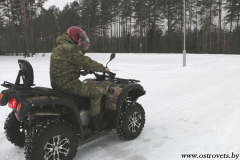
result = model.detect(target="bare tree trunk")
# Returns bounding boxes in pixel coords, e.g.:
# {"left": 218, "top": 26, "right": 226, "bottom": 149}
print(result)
{"left": 140, "top": 13, "right": 143, "bottom": 53}
{"left": 154, "top": 0, "right": 156, "bottom": 53}
{"left": 196, "top": 3, "right": 198, "bottom": 39}
{"left": 148, "top": 3, "right": 151, "bottom": 52}
{"left": 29, "top": 1, "right": 34, "bottom": 56}
{"left": 22, "top": 0, "right": 30, "bottom": 57}
{"left": 87, "top": 9, "right": 90, "bottom": 51}
{"left": 230, "top": 0, "right": 234, "bottom": 34}
{"left": 20, "top": 14, "right": 24, "bottom": 53}
{"left": 10, "top": 0, "right": 17, "bottom": 55}
{"left": 217, "top": 0, "right": 222, "bottom": 54}
{"left": 209, "top": 2, "right": 212, "bottom": 54}
{"left": 168, "top": 1, "right": 171, "bottom": 53}
{"left": 138, "top": 25, "right": 141, "bottom": 53}
{"left": 203, "top": 12, "right": 208, "bottom": 54}
{"left": 129, "top": 0, "right": 131, "bottom": 53}
{"left": 117, "top": 0, "right": 119, "bottom": 53}
{"left": 177, "top": 3, "right": 180, "bottom": 38}
{"left": 181, "top": 0, "right": 183, "bottom": 51}
{"left": 126, "top": 17, "right": 127, "bottom": 52}
{"left": 44, "top": 22, "right": 46, "bottom": 52}
{"left": 190, "top": 0, "right": 192, "bottom": 34}
{"left": 237, "top": 9, "right": 239, "bottom": 37}
{"left": 6, "top": 0, "right": 13, "bottom": 55}
{"left": 115, "top": 16, "right": 117, "bottom": 52}
{"left": 223, "top": 25, "right": 225, "bottom": 54}
{"left": 188, "top": 1, "right": 190, "bottom": 35}
{"left": 110, "top": 5, "right": 113, "bottom": 53}
{"left": 144, "top": 1, "right": 147, "bottom": 53}
{"left": 196, "top": 1, "right": 199, "bottom": 53}
{"left": 102, "top": 26, "right": 105, "bottom": 52}
{"left": 94, "top": 18, "right": 96, "bottom": 52}
{"left": 203, "top": 30, "right": 204, "bottom": 54}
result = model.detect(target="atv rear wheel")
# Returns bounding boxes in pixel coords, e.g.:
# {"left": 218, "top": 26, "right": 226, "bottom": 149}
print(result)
{"left": 116, "top": 102, "right": 145, "bottom": 140}
{"left": 4, "top": 111, "right": 25, "bottom": 147}
{"left": 24, "top": 119, "right": 79, "bottom": 160}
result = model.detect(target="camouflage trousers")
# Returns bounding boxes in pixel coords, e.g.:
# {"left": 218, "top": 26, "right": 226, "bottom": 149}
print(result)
{"left": 58, "top": 79, "right": 102, "bottom": 116}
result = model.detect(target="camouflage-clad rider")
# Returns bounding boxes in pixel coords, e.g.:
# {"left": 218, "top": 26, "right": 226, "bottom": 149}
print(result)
{"left": 50, "top": 26, "right": 109, "bottom": 131}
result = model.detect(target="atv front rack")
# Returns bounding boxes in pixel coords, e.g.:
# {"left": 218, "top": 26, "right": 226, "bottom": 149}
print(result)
{"left": 113, "top": 78, "right": 140, "bottom": 84}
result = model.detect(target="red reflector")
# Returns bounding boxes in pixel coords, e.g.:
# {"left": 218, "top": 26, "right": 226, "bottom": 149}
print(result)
{"left": 15, "top": 112, "right": 18, "bottom": 117}
{"left": 8, "top": 98, "right": 17, "bottom": 109}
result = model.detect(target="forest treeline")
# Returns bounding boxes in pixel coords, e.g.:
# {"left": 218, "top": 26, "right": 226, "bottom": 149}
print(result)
{"left": 0, "top": 0, "right": 240, "bottom": 56}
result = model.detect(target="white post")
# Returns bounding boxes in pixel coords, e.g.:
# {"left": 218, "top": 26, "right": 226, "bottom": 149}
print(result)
{"left": 183, "top": 0, "right": 186, "bottom": 67}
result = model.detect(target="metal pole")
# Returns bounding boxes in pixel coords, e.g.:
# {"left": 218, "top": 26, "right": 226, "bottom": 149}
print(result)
{"left": 183, "top": 0, "right": 186, "bottom": 67}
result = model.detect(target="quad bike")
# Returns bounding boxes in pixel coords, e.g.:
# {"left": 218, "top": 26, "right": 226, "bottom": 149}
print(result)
{"left": 0, "top": 53, "right": 146, "bottom": 160}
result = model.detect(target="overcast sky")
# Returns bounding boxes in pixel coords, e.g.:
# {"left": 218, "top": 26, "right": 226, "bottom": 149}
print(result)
{"left": 43, "top": 0, "right": 77, "bottom": 10}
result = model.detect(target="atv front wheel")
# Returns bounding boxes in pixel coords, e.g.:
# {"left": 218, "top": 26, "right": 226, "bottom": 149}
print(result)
{"left": 4, "top": 111, "right": 25, "bottom": 147}
{"left": 24, "top": 119, "right": 79, "bottom": 160}
{"left": 116, "top": 102, "right": 145, "bottom": 140}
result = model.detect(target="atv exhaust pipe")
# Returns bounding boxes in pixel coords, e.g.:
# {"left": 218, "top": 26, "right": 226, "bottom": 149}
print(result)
{"left": 27, "top": 109, "right": 62, "bottom": 120}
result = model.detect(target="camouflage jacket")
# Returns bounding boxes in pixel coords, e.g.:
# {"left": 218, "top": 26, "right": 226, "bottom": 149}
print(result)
{"left": 50, "top": 34, "right": 105, "bottom": 89}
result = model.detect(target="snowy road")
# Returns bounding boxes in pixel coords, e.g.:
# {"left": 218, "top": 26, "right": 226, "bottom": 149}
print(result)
{"left": 0, "top": 53, "right": 240, "bottom": 160}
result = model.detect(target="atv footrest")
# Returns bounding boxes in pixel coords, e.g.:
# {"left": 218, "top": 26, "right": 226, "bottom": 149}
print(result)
{"left": 78, "top": 129, "right": 114, "bottom": 146}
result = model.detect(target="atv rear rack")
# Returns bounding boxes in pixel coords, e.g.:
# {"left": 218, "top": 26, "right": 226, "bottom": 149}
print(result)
{"left": 1, "top": 81, "right": 33, "bottom": 89}
{"left": 1, "top": 81, "right": 60, "bottom": 96}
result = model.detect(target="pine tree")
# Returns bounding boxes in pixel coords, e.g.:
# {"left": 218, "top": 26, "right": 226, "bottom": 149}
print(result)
{"left": 120, "top": 0, "right": 133, "bottom": 53}
{"left": 162, "top": 0, "right": 178, "bottom": 53}
{"left": 133, "top": 0, "right": 145, "bottom": 53}
{"left": 217, "top": 0, "right": 222, "bottom": 54}
{"left": 0, "top": 10, "right": 6, "bottom": 55}
{"left": 198, "top": 0, "right": 218, "bottom": 53}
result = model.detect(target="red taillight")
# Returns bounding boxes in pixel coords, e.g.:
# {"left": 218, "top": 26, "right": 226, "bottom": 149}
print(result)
{"left": 8, "top": 98, "right": 17, "bottom": 109}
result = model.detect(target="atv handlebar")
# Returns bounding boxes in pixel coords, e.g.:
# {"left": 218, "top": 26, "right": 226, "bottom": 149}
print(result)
{"left": 80, "top": 53, "right": 116, "bottom": 80}
{"left": 80, "top": 70, "right": 116, "bottom": 81}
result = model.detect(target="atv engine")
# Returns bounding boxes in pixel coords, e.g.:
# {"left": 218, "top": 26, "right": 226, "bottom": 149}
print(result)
{"left": 79, "top": 110, "right": 91, "bottom": 126}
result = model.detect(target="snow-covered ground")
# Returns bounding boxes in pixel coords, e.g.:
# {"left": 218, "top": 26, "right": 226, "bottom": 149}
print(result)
{"left": 0, "top": 53, "right": 240, "bottom": 160}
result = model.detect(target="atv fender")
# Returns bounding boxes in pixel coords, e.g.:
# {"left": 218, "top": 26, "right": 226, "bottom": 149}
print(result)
{"left": 17, "top": 98, "right": 85, "bottom": 140}
{"left": 0, "top": 90, "right": 9, "bottom": 106}
{"left": 114, "top": 84, "right": 145, "bottom": 128}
